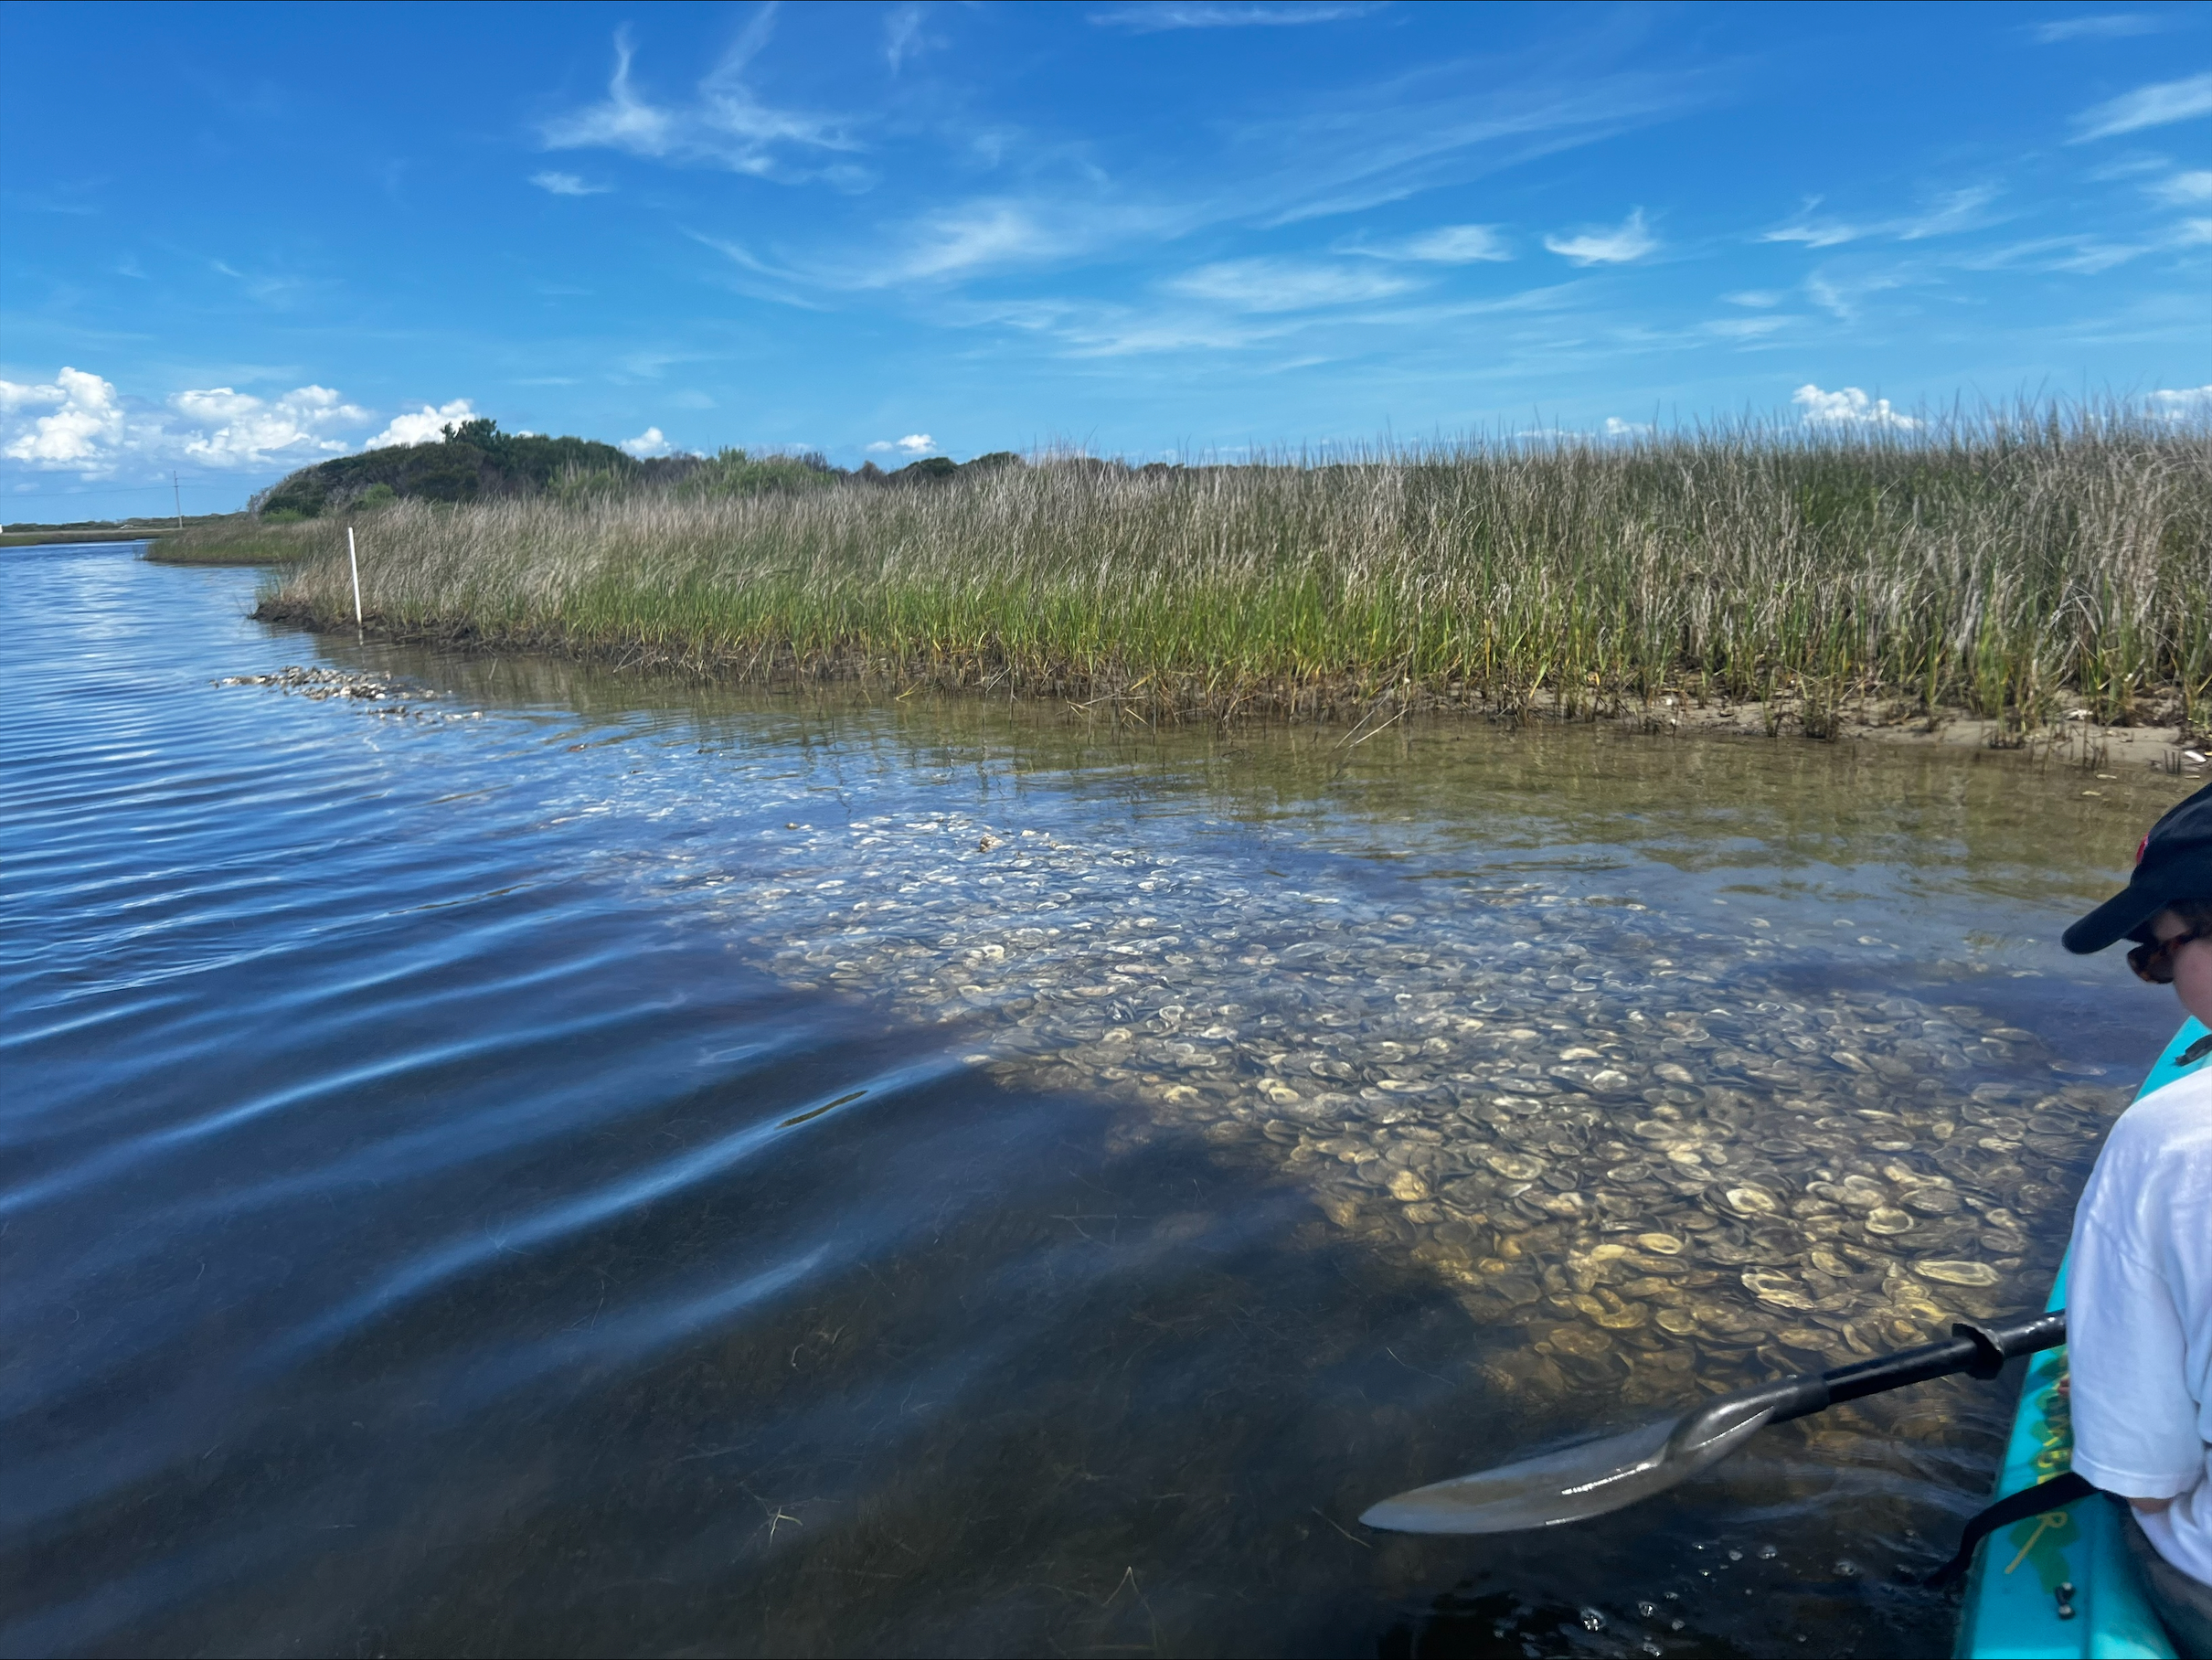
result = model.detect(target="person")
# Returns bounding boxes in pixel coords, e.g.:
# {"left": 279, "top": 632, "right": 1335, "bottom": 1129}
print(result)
{"left": 2061, "top": 778, "right": 2212, "bottom": 1653}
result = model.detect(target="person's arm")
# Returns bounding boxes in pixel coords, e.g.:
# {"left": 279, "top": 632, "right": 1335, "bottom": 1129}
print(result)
{"left": 2066, "top": 1185, "right": 2202, "bottom": 1506}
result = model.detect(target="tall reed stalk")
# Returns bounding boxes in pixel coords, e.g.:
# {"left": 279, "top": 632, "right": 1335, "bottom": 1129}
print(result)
{"left": 239, "top": 407, "right": 2211, "bottom": 727}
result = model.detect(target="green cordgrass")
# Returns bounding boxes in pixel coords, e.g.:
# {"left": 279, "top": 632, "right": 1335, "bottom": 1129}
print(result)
{"left": 252, "top": 410, "right": 2212, "bottom": 729}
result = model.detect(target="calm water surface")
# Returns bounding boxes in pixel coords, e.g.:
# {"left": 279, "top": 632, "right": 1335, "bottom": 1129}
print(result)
{"left": 1, "top": 542, "right": 2196, "bottom": 1657}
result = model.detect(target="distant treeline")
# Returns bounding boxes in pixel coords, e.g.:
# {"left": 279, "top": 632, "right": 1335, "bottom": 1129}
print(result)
{"left": 253, "top": 418, "right": 1027, "bottom": 519}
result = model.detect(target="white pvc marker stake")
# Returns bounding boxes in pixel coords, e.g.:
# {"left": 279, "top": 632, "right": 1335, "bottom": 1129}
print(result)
{"left": 347, "top": 526, "right": 364, "bottom": 628}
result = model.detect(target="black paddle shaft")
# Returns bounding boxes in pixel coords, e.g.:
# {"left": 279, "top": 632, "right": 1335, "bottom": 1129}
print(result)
{"left": 1756, "top": 1309, "right": 2068, "bottom": 1426}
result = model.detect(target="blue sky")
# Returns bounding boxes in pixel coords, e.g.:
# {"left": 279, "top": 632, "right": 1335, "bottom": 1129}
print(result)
{"left": 4, "top": 1, "right": 2208, "bottom": 519}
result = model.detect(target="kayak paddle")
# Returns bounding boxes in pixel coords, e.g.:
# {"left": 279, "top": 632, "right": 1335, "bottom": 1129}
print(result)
{"left": 1360, "top": 1309, "right": 2067, "bottom": 1534}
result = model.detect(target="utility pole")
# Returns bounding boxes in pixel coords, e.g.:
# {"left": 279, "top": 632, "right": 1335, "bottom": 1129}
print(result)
{"left": 172, "top": 471, "right": 185, "bottom": 530}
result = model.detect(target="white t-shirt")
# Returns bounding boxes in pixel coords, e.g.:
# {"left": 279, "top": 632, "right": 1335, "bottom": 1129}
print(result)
{"left": 2068, "top": 1058, "right": 2212, "bottom": 1587}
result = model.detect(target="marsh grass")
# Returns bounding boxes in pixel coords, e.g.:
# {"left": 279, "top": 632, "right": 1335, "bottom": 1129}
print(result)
{"left": 253, "top": 408, "right": 2211, "bottom": 730}
{"left": 151, "top": 516, "right": 335, "bottom": 566}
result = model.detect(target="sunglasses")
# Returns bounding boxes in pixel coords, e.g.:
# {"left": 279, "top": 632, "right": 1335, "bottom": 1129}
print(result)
{"left": 2128, "top": 924, "right": 2208, "bottom": 985}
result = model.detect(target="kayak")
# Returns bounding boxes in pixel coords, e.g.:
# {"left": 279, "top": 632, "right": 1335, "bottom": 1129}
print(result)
{"left": 1953, "top": 1016, "right": 2209, "bottom": 1660}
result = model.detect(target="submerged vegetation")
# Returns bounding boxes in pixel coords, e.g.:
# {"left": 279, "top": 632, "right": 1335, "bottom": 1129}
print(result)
{"left": 241, "top": 405, "right": 2210, "bottom": 733}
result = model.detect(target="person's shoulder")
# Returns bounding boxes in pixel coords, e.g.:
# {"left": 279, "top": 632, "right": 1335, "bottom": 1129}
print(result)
{"left": 2104, "top": 1061, "right": 2212, "bottom": 1164}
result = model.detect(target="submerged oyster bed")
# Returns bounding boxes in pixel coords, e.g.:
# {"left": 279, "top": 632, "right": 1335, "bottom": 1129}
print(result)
{"left": 684, "top": 802, "right": 2118, "bottom": 1405}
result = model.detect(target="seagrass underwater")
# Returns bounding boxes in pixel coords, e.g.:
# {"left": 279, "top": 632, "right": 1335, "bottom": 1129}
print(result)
{"left": 1, "top": 539, "right": 2203, "bottom": 1655}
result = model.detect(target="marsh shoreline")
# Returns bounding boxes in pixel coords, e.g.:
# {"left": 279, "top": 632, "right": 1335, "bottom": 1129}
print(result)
{"left": 248, "top": 595, "right": 2211, "bottom": 767}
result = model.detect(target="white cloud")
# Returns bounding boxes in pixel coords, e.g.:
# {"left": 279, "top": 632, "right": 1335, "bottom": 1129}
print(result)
{"left": 174, "top": 383, "right": 369, "bottom": 467}
{"left": 2, "top": 367, "right": 124, "bottom": 466}
{"left": 2151, "top": 386, "right": 2212, "bottom": 420}
{"left": 1543, "top": 208, "right": 1656, "bottom": 265}
{"left": 2148, "top": 169, "right": 2212, "bottom": 205}
{"left": 1703, "top": 315, "right": 1791, "bottom": 339}
{"left": 867, "top": 433, "right": 937, "bottom": 455}
{"left": 1793, "top": 384, "right": 1918, "bottom": 429}
{"left": 1350, "top": 224, "right": 1513, "bottom": 263}
{"left": 1164, "top": 257, "right": 1419, "bottom": 311}
{"left": 531, "top": 171, "right": 610, "bottom": 197}
{"left": 2029, "top": 13, "right": 2165, "bottom": 43}
{"left": 1804, "top": 268, "right": 1909, "bottom": 321}
{"left": 1087, "top": 3, "right": 1377, "bottom": 32}
{"left": 1954, "top": 235, "right": 2147, "bottom": 273}
{"left": 1724, "top": 290, "right": 1783, "bottom": 307}
{"left": 1603, "top": 417, "right": 1651, "bottom": 437}
{"left": 0, "top": 367, "right": 388, "bottom": 475}
{"left": 885, "top": 4, "right": 930, "bottom": 72}
{"left": 2072, "top": 73, "right": 2212, "bottom": 142}
{"left": 542, "top": 24, "right": 862, "bottom": 180}
{"left": 1896, "top": 186, "right": 2000, "bottom": 239}
{"left": 1761, "top": 186, "right": 1997, "bottom": 249}
{"left": 881, "top": 203, "right": 1079, "bottom": 283}
{"left": 620, "top": 426, "right": 672, "bottom": 458}
{"left": 2178, "top": 218, "right": 2212, "bottom": 245}
{"left": 0, "top": 378, "right": 69, "bottom": 413}
{"left": 365, "top": 399, "right": 476, "bottom": 451}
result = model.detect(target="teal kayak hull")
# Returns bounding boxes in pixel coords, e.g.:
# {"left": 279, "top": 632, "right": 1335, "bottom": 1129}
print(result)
{"left": 1953, "top": 1016, "right": 2207, "bottom": 1660}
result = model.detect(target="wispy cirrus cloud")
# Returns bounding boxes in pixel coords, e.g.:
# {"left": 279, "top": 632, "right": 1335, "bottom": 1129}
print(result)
{"left": 1804, "top": 266, "right": 1911, "bottom": 322}
{"left": 1760, "top": 186, "right": 2000, "bottom": 249}
{"left": 1087, "top": 3, "right": 1378, "bottom": 33}
{"left": 1543, "top": 208, "right": 1656, "bottom": 265}
{"left": 530, "top": 171, "right": 610, "bottom": 197}
{"left": 1953, "top": 234, "right": 2148, "bottom": 274}
{"left": 1343, "top": 223, "right": 1513, "bottom": 262}
{"left": 2148, "top": 169, "right": 2212, "bottom": 206}
{"left": 1164, "top": 257, "right": 1420, "bottom": 311}
{"left": 2071, "top": 72, "right": 2212, "bottom": 142}
{"left": 2028, "top": 13, "right": 2168, "bottom": 44}
{"left": 542, "top": 19, "right": 864, "bottom": 182}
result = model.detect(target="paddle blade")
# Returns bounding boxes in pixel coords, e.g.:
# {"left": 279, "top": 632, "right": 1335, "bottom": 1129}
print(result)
{"left": 1358, "top": 1389, "right": 1781, "bottom": 1535}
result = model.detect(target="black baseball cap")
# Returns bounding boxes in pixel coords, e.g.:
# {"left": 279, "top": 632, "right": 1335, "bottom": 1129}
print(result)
{"left": 2064, "top": 778, "right": 2212, "bottom": 954}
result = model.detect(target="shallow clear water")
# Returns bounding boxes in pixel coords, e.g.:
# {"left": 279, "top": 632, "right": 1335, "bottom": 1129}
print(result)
{"left": 1, "top": 541, "right": 2196, "bottom": 1658}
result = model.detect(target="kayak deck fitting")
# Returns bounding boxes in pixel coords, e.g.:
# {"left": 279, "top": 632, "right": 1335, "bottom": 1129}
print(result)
{"left": 1953, "top": 1016, "right": 2207, "bottom": 1660}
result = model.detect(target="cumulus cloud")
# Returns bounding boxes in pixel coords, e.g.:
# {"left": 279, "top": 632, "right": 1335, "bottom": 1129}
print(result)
{"left": 172, "top": 384, "right": 369, "bottom": 468}
{"left": 0, "top": 367, "right": 395, "bottom": 474}
{"left": 1543, "top": 208, "right": 1656, "bottom": 265}
{"left": 1792, "top": 383, "right": 1918, "bottom": 429}
{"left": 1, "top": 367, "right": 124, "bottom": 466}
{"left": 1164, "top": 257, "right": 1418, "bottom": 311}
{"left": 0, "top": 370, "right": 523, "bottom": 482}
{"left": 366, "top": 399, "right": 477, "bottom": 451}
{"left": 620, "top": 427, "right": 672, "bottom": 458}
{"left": 1350, "top": 224, "right": 1513, "bottom": 263}
{"left": 1603, "top": 418, "right": 1652, "bottom": 438}
{"left": 2072, "top": 72, "right": 2212, "bottom": 142}
{"left": 531, "top": 171, "right": 610, "bottom": 197}
{"left": 2151, "top": 385, "right": 2212, "bottom": 420}
{"left": 867, "top": 433, "right": 937, "bottom": 455}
